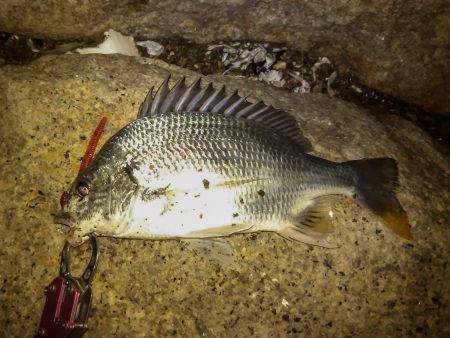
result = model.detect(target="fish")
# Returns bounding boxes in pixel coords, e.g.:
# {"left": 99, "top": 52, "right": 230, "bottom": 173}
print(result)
{"left": 57, "top": 76, "right": 413, "bottom": 247}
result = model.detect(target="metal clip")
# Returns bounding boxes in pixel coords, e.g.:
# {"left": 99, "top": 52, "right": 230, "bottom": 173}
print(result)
{"left": 36, "top": 236, "right": 100, "bottom": 338}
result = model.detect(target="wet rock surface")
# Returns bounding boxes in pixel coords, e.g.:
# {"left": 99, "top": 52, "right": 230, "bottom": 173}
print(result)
{"left": 0, "top": 0, "right": 449, "bottom": 117}
{"left": 0, "top": 54, "right": 448, "bottom": 336}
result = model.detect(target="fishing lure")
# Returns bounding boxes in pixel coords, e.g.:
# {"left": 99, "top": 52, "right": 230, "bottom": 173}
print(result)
{"left": 60, "top": 117, "right": 107, "bottom": 208}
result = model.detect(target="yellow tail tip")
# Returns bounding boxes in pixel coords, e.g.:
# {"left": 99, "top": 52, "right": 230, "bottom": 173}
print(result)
{"left": 381, "top": 211, "right": 413, "bottom": 240}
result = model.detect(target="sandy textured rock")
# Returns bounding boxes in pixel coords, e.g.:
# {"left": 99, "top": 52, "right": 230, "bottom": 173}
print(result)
{"left": 0, "top": 54, "right": 448, "bottom": 337}
{"left": 0, "top": 0, "right": 449, "bottom": 116}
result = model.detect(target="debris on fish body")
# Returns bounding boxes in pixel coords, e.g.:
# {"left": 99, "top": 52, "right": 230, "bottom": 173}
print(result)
{"left": 58, "top": 76, "right": 413, "bottom": 247}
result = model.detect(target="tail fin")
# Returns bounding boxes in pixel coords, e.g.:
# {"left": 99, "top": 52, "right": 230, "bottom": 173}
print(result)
{"left": 344, "top": 158, "right": 413, "bottom": 240}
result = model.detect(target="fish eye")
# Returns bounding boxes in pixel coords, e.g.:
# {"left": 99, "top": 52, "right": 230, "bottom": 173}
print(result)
{"left": 76, "top": 182, "right": 90, "bottom": 198}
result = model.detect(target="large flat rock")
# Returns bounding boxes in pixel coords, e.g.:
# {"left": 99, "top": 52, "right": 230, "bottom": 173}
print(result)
{"left": 0, "top": 54, "right": 448, "bottom": 336}
{"left": 0, "top": 0, "right": 449, "bottom": 116}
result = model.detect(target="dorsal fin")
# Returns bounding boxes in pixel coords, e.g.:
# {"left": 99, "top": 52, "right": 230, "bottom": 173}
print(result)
{"left": 137, "top": 76, "right": 311, "bottom": 150}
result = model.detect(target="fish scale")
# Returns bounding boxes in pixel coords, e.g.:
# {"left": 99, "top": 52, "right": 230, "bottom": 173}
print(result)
{"left": 59, "top": 77, "right": 412, "bottom": 247}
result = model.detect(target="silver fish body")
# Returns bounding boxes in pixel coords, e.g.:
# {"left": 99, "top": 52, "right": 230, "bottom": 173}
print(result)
{"left": 61, "top": 77, "right": 412, "bottom": 246}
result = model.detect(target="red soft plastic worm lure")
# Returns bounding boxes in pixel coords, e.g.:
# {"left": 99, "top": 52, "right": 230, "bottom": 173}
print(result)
{"left": 78, "top": 117, "right": 108, "bottom": 173}
{"left": 60, "top": 117, "right": 108, "bottom": 208}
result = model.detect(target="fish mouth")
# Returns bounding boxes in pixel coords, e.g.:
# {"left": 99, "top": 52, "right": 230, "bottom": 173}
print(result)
{"left": 54, "top": 212, "right": 89, "bottom": 246}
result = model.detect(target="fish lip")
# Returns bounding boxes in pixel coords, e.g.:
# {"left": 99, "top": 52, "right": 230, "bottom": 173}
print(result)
{"left": 54, "top": 212, "right": 89, "bottom": 246}
{"left": 66, "top": 228, "right": 90, "bottom": 246}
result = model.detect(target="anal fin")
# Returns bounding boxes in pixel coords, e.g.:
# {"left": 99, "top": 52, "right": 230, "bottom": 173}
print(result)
{"left": 280, "top": 195, "right": 338, "bottom": 248}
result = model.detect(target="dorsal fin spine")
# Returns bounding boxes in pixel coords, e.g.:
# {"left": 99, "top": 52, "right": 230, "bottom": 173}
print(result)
{"left": 160, "top": 77, "right": 186, "bottom": 114}
{"left": 223, "top": 96, "right": 249, "bottom": 116}
{"left": 175, "top": 78, "right": 201, "bottom": 112}
{"left": 187, "top": 83, "right": 214, "bottom": 111}
{"left": 200, "top": 86, "right": 226, "bottom": 112}
{"left": 212, "top": 91, "right": 240, "bottom": 114}
{"left": 137, "top": 86, "right": 154, "bottom": 118}
{"left": 151, "top": 75, "right": 170, "bottom": 115}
